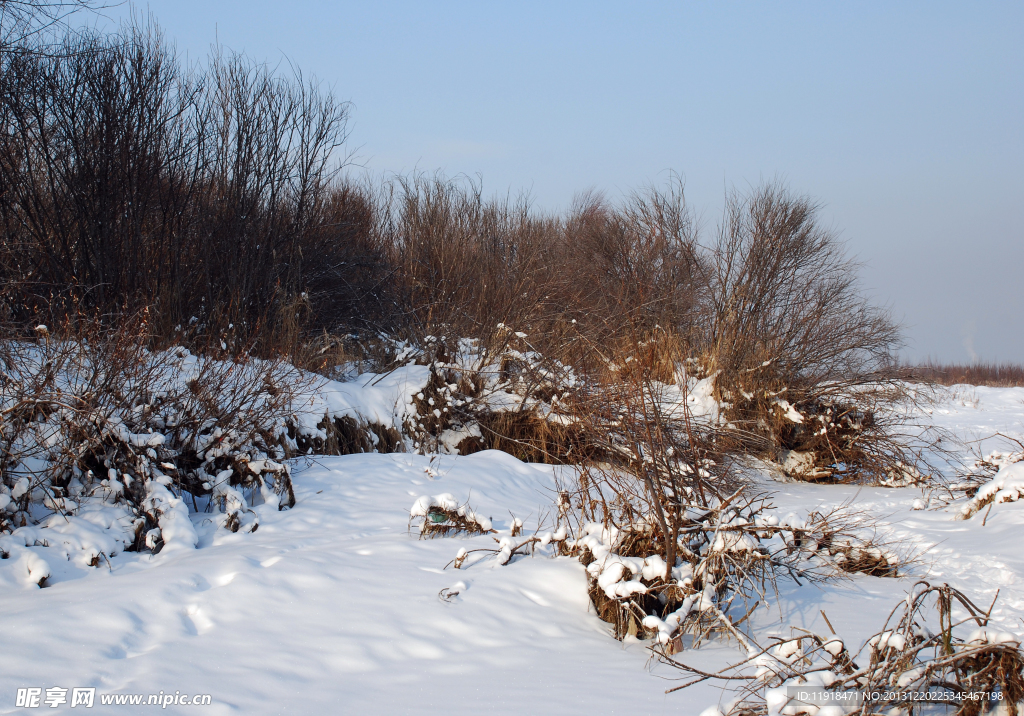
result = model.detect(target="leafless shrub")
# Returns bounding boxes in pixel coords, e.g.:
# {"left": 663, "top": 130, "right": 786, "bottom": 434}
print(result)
{"left": 570, "top": 469, "right": 913, "bottom": 644}
{"left": 691, "top": 183, "right": 943, "bottom": 484}
{"left": 700, "top": 183, "right": 900, "bottom": 388}
{"left": 965, "top": 436, "right": 1024, "bottom": 484}
{"left": 957, "top": 468, "right": 1024, "bottom": 523}
{"left": 0, "top": 316, "right": 307, "bottom": 550}
{"left": 517, "top": 324, "right": 921, "bottom": 647}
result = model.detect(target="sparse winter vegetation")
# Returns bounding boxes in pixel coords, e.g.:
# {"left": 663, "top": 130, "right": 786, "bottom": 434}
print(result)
{"left": 912, "top": 363, "right": 1024, "bottom": 388}
{"left": 1, "top": 5, "right": 1022, "bottom": 715}
{"left": 663, "top": 582, "right": 1024, "bottom": 716}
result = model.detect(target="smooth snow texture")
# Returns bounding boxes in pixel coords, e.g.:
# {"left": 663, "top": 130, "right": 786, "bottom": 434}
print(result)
{"left": 293, "top": 364, "right": 432, "bottom": 434}
{"left": 0, "top": 452, "right": 710, "bottom": 714}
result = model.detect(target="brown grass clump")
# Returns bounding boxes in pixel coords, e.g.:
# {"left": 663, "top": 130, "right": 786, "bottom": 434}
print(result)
{"left": 471, "top": 411, "right": 591, "bottom": 464}
{"left": 416, "top": 508, "right": 493, "bottom": 538}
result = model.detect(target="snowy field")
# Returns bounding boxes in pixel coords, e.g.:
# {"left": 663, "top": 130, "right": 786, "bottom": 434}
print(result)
{"left": 2, "top": 385, "right": 1023, "bottom": 715}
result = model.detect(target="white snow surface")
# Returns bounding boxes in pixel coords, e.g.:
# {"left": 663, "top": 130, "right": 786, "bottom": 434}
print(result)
{"left": 2, "top": 384, "right": 1024, "bottom": 713}
{"left": 293, "top": 364, "right": 432, "bottom": 434}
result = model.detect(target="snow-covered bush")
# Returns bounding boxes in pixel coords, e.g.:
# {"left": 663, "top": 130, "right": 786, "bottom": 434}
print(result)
{"left": 0, "top": 324, "right": 305, "bottom": 562}
{"left": 693, "top": 184, "right": 943, "bottom": 484}
{"left": 952, "top": 437, "right": 1024, "bottom": 518}
{"left": 567, "top": 488, "right": 907, "bottom": 643}
{"left": 532, "top": 332, "right": 919, "bottom": 646}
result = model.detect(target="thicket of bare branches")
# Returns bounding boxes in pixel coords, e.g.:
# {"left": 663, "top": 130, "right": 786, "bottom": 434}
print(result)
{"left": 362, "top": 174, "right": 700, "bottom": 365}
{"left": 0, "top": 9, "right": 946, "bottom": 572}
{"left": 505, "top": 332, "right": 917, "bottom": 643}
{"left": 1, "top": 11, "right": 1003, "bottom": 701}
{"left": 0, "top": 0, "right": 101, "bottom": 52}
{"left": 0, "top": 16, "right": 913, "bottom": 474}
{"left": 0, "top": 18, "right": 388, "bottom": 351}
{"left": 691, "top": 185, "right": 931, "bottom": 482}
{"left": 0, "top": 317, "right": 307, "bottom": 554}
{"left": 661, "top": 582, "right": 1023, "bottom": 716}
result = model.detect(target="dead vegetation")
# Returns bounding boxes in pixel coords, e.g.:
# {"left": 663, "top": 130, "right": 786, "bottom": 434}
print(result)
{"left": 409, "top": 492, "right": 496, "bottom": 539}
{"left": 661, "top": 582, "right": 1024, "bottom": 716}
{"left": 416, "top": 508, "right": 492, "bottom": 538}
{"left": 404, "top": 182, "right": 944, "bottom": 488}
{"left": 295, "top": 415, "right": 403, "bottom": 457}
{"left": 568, "top": 476, "right": 913, "bottom": 644}
{"left": 0, "top": 36, "right": 937, "bottom": 485}
{"left": 0, "top": 6, "right": 946, "bottom": 495}
{"left": 0, "top": 316, "right": 313, "bottom": 550}
{"left": 937, "top": 434, "right": 1024, "bottom": 519}
{"left": 0, "top": 6, "right": 989, "bottom": 678}
{"left": 913, "top": 362, "right": 1024, "bottom": 388}
{"left": 0, "top": 9, "right": 1014, "bottom": 707}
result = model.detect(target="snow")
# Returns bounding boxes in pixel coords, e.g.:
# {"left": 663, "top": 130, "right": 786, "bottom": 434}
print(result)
{"left": 0, "top": 451, "right": 709, "bottom": 714}
{"left": 960, "top": 462, "right": 1024, "bottom": 517}
{"left": 2, "top": 381, "right": 1024, "bottom": 713}
{"left": 658, "top": 372, "right": 721, "bottom": 424}
{"left": 772, "top": 397, "right": 804, "bottom": 424}
{"left": 295, "top": 364, "right": 432, "bottom": 434}
{"left": 867, "top": 630, "right": 906, "bottom": 652}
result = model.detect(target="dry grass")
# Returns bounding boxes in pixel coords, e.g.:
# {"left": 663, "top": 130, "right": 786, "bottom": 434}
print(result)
{"left": 471, "top": 411, "right": 590, "bottom": 464}
{"left": 660, "top": 582, "right": 1024, "bottom": 716}
{"left": 913, "top": 362, "right": 1024, "bottom": 387}
{"left": 415, "top": 508, "right": 492, "bottom": 538}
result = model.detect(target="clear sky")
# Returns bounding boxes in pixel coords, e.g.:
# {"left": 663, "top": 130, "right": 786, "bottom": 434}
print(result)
{"left": 96, "top": 1, "right": 1023, "bottom": 363}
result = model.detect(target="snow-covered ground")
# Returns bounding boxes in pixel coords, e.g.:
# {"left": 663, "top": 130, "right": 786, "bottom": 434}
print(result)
{"left": 2, "top": 385, "right": 1023, "bottom": 715}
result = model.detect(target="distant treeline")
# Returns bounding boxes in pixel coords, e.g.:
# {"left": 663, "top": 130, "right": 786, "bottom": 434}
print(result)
{"left": 1, "top": 17, "right": 908, "bottom": 415}
{"left": 910, "top": 362, "right": 1024, "bottom": 387}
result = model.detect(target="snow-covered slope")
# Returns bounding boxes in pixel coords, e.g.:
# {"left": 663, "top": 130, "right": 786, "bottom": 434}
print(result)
{"left": 0, "top": 452, "right": 698, "bottom": 714}
{"left": 1, "top": 385, "right": 1023, "bottom": 714}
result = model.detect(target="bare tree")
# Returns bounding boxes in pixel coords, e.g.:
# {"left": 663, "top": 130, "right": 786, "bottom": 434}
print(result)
{"left": 1, "top": 0, "right": 105, "bottom": 53}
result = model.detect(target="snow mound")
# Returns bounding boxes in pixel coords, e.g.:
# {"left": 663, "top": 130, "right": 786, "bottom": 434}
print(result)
{"left": 959, "top": 461, "right": 1024, "bottom": 519}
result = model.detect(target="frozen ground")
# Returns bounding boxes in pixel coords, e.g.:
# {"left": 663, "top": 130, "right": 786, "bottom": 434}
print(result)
{"left": 1, "top": 385, "right": 1022, "bottom": 715}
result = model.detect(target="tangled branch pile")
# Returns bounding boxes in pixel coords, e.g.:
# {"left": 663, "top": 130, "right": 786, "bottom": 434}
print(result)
{"left": 663, "top": 582, "right": 1023, "bottom": 716}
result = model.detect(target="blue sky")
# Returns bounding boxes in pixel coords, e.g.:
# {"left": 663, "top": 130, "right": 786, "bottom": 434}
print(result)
{"left": 97, "top": 1, "right": 1023, "bottom": 362}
